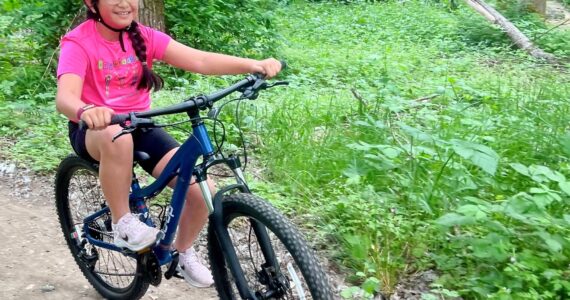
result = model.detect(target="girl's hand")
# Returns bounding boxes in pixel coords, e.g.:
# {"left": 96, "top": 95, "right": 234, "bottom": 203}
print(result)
{"left": 81, "top": 106, "right": 115, "bottom": 130}
{"left": 250, "top": 58, "right": 283, "bottom": 78}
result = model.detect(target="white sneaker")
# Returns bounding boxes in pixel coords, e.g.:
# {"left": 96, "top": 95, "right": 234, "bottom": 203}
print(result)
{"left": 178, "top": 248, "right": 214, "bottom": 288}
{"left": 112, "top": 213, "right": 160, "bottom": 251}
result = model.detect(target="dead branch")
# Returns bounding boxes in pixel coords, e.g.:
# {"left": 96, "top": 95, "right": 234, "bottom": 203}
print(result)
{"left": 464, "top": 0, "right": 559, "bottom": 64}
{"left": 413, "top": 94, "right": 440, "bottom": 103}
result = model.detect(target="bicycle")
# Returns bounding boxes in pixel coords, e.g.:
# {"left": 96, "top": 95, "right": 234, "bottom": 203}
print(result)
{"left": 54, "top": 69, "right": 334, "bottom": 300}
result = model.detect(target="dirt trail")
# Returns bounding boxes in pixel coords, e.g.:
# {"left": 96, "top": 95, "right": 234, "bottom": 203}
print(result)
{"left": 0, "top": 150, "right": 432, "bottom": 300}
{"left": 546, "top": 1, "right": 570, "bottom": 29}
{"left": 0, "top": 170, "right": 217, "bottom": 299}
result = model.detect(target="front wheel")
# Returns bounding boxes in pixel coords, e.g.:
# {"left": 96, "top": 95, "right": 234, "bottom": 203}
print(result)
{"left": 208, "top": 193, "right": 333, "bottom": 300}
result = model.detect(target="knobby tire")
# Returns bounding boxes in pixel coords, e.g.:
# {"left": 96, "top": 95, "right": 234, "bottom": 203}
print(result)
{"left": 55, "top": 155, "right": 148, "bottom": 300}
{"left": 207, "top": 193, "right": 334, "bottom": 300}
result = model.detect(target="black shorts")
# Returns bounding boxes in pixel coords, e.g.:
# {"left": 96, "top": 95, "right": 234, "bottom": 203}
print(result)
{"left": 68, "top": 121, "right": 180, "bottom": 174}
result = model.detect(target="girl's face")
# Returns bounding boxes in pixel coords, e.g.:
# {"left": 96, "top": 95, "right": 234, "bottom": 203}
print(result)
{"left": 87, "top": 0, "right": 139, "bottom": 29}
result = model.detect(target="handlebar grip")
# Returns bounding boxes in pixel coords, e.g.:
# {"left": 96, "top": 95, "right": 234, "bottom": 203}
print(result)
{"left": 78, "top": 120, "right": 88, "bottom": 131}
{"left": 279, "top": 60, "right": 287, "bottom": 70}
{"left": 78, "top": 114, "right": 130, "bottom": 131}
{"left": 253, "top": 60, "right": 286, "bottom": 79}
{"left": 110, "top": 114, "right": 129, "bottom": 125}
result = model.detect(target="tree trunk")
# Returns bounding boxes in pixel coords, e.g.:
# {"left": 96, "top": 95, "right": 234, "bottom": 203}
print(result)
{"left": 138, "top": 0, "right": 165, "bottom": 32}
{"left": 522, "top": 0, "right": 547, "bottom": 15}
{"left": 532, "top": 0, "right": 546, "bottom": 15}
{"left": 464, "top": 0, "right": 558, "bottom": 64}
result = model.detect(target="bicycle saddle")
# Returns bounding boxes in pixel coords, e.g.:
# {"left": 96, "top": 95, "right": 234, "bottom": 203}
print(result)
{"left": 134, "top": 151, "right": 150, "bottom": 162}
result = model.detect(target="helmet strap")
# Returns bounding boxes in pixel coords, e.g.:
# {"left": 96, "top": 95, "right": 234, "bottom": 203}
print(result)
{"left": 93, "top": 6, "right": 132, "bottom": 52}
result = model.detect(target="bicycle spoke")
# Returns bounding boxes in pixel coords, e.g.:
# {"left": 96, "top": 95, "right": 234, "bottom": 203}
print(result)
{"left": 209, "top": 194, "right": 333, "bottom": 299}
{"left": 66, "top": 166, "right": 138, "bottom": 290}
{"left": 225, "top": 216, "right": 311, "bottom": 299}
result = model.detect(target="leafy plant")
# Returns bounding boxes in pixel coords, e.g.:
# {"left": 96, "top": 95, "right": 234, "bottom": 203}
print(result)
{"left": 2, "top": 1, "right": 570, "bottom": 299}
{"left": 255, "top": 1, "right": 570, "bottom": 297}
{"left": 0, "top": 0, "right": 83, "bottom": 103}
{"left": 164, "top": 0, "right": 280, "bottom": 58}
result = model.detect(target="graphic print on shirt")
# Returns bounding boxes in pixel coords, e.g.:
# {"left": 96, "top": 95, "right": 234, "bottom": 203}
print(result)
{"left": 97, "top": 55, "right": 140, "bottom": 98}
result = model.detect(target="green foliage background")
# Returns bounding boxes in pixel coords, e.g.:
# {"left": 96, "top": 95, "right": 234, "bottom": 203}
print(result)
{"left": 0, "top": 0, "right": 279, "bottom": 103}
{"left": 2, "top": 0, "right": 570, "bottom": 299}
{"left": 165, "top": 0, "right": 279, "bottom": 57}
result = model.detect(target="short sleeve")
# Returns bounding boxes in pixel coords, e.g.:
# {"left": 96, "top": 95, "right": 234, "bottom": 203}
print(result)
{"left": 140, "top": 26, "right": 172, "bottom": 61}
{"left": 152, "top": 30, "right": 171, "bottom": 60}
{"left": 57, "top": 39, "right": 89, "bottom": 79}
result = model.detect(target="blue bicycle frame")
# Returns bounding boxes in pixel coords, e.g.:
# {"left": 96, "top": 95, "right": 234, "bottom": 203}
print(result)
{"left": 78, "top": 74, "right": 281, "bottom": 299}
{"left": 82, "top": 117, "right": 215, "bottom": 265}
{"left": 81, "top": 116, "right": 265, "bottom": 299}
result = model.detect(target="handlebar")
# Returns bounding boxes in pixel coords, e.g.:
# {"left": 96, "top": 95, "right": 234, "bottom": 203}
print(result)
{"left": 78, "top": 60, "right": 287, "bottom": 131}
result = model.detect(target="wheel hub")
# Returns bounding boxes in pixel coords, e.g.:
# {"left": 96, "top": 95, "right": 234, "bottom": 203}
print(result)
{"left": 255, "top": 263, "right": 290, "bottom": 299}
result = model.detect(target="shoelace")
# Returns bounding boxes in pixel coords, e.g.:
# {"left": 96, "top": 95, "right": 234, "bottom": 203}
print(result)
{"left": 120, "top": 214, "right": 146, "bottom": 239}
{"left": 182, "top": 249, "right": 200, "bottom": 268}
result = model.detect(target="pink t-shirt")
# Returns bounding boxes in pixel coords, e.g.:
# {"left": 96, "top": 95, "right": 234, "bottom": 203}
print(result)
{"left": 57, "top": 19, "right": 171, "bottom": 115}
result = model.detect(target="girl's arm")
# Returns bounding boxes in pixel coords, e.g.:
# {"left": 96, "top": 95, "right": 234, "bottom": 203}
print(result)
{"left": 56, "top": 74, "right": 114, "bottom": 129}
{"left": 56, "top": 74, "right": 88, "bottom": 120}
{"left": 161, "top": 40, "right": 282, "bottom": 78}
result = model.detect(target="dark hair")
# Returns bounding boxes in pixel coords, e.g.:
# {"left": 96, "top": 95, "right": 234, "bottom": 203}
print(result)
{"left": 85, "top": 0, "right": 163, "bottom": 92}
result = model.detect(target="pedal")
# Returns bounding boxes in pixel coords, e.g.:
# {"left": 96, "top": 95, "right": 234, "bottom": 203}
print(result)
{"left": 164, "top": 250, "right": 180, "bottom": 280}
{"left": 169, "top": 265, "right": 185, "bottom": 279}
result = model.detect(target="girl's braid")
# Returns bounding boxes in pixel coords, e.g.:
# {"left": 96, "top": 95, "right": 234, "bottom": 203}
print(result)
{"left": 127, "top": 22, "right": 164, "bottom": 92}
{"left": 85, "top": 0, "right": 163, "bottom": 92}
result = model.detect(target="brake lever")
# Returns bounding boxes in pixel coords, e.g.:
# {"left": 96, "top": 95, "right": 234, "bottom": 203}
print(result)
{"left": 266, "top": 81, "right": 289, "bottom": 88}
{"left": 111, "top": 114, "right": 155, "bottom": 142}
{"left": 112, "top": 126, "right": 136, "bottom": 142}
{"left": 242, "top": 79, "right": 288, "bottom": 100}
{"left": 208, "top": 106, "right": 221, "bottom": 119}
{"left": 242, "top": 79, "right": 268, "bottom": 100}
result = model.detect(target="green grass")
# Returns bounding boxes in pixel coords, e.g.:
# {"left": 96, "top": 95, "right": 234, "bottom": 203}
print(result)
{"left": 252, "top": 1, "right": 570, "bottom": 298}
{"left": 2, "top": 1, "right": 570, "bottom": 299}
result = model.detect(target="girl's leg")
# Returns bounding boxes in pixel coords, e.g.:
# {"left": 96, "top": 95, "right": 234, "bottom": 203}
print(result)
{"left": 152, "top": 148, "right": 214, "bottom": 287}
{"left": 151, "top": 148, "right": 214, "bottom": 250}
{"left": 85, "top": 125, "right": 133, "bottom": 223}
{"left": 85, "top": 125, "right": 160, "bottom": 251}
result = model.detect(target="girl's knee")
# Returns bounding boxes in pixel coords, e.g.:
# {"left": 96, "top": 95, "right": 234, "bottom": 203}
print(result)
{"left": 87, "top": 126, "right": 134, "bottom": 160}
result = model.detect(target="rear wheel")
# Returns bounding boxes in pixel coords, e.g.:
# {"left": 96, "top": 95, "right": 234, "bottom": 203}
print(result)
{"left": 208, "top": 193, "right": 333, "bottom": 299}
{"left": 55, "top": 155, "right": 148, "bottom": 300}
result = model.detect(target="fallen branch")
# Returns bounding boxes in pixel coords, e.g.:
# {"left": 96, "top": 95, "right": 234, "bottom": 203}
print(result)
{"left": 534, "top": 18, "right": 570, "bottom": 42}
{"left": 412, "top": 94, "right": 440, "bottom": 103}
{"left": 350, "top": 88, "right": 367, "bottom": 105}
{"left": 464, "top": 0, "right": 558, "bottom": 64}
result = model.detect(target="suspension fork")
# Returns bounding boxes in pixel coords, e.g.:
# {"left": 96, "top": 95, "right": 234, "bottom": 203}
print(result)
{"left": 250, "top": 219, "right": 280, "bottom": 273}
{"left": 226, "top": 156, "right": 280, "bottom": 272}
{"left": 204, "top": 159, "right": 281, "bottom": 298}
{"left": 210, "top": 184, "right": 257, "bottom": 299}
{"left": 194, "top": 161, "right": 256, "bottom": 297}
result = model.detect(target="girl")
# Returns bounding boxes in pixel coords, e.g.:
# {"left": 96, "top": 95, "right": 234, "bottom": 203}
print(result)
{"left": 56, "top": 0, "right": 282, "bottom": 288}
